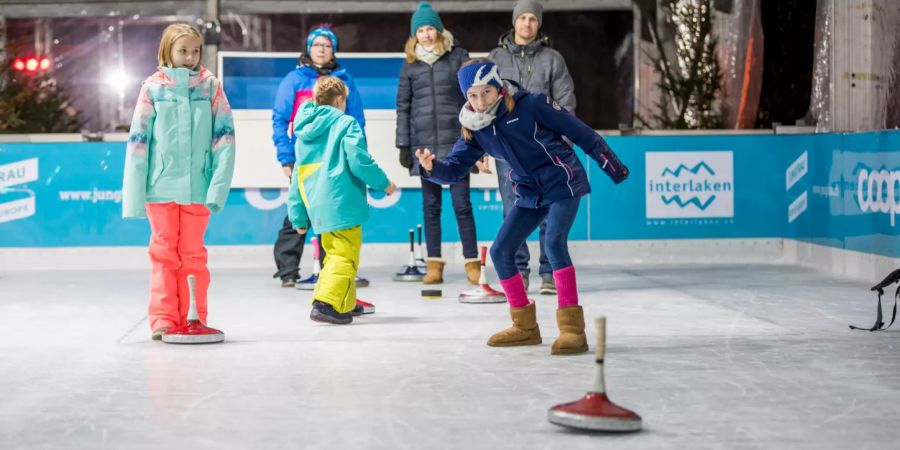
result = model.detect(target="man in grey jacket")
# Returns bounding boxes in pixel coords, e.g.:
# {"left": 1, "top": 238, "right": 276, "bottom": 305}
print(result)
{"left": 488, "top": 0, "right": 576, "bottom": 295}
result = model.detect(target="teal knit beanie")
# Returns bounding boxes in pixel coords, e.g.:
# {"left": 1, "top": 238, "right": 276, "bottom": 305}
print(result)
{"left": 410, "top": 2, "right": 444, "bottom": 37}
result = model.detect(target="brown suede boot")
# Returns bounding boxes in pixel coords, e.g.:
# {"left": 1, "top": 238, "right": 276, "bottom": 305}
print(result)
{"left": 464, "top": 258, "right": 481, "bottom": 285}
{"left": 551, "top": 305, "right": 589, "bottom": 355}
{"left": 423, "top": 259, "right": 444, "bottom": 284}
{"left": 487, "top": 301, "right": 542, "bottom": 347}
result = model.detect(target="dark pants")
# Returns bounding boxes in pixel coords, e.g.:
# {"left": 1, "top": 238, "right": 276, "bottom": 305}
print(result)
{"left": 495, "top": 158, "right": 551, "bottom": 276}
{"left": 273, "top": 215, "right": 326, "bottom": 280}
{"left": 421, "top": 175, "right": 478, "bottom": 259}
{"left": 490, "top": 196, "right": 581, "bottom": 280}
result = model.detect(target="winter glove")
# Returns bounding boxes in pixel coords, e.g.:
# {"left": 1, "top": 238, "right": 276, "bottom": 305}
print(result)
{"left": 599, "top": 146, "right": 629, "bottom": 184}
{"left": 398, "top": 147, "right": 413, "bottom": 169}
{"left": 282, "top": 163, "right": 295, "bottom": 179}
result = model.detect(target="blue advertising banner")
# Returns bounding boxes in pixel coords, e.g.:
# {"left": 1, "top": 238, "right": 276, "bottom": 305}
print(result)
{"left": 785, "top": 131, "right": 900, "bottom": 259}
{"left": 2, "top": 131, "right": 898, "bottom": 259}
{"left": 0, "top": 142, "right": 519, "bottom": 246}
{"left": 590, "top": 135, "right": 795, "bottom": 240}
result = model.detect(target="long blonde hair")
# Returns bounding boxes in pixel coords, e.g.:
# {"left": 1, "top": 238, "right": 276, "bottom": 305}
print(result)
{"left": 157, "top": 23, "right": 204, "bottom": 69}
{"left": 404, "top": 30, "right": 450, "bottom": 64}
{"left": 311, "top": 76, "right": 349, "bottom": 108}
{"left": 460, "top": 58, "right": 515, "bottom": 141}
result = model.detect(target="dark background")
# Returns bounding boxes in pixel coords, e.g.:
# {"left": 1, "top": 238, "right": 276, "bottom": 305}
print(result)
{"left": 5, "top": 2, "right": 827, "bottom": 131}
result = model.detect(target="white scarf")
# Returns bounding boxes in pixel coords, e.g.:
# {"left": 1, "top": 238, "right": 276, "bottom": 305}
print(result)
{"left": 458, "top": 81, "right": 518, "bottom": 131}
{"left": 415, "top": 44, "right": 443, "bottom": 66}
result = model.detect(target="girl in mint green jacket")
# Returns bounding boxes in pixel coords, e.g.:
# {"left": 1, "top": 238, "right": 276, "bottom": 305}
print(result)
{"left": 288, "top": 76, "right": 396, "bottom": 324}
{"left": 121, "top": 24, "right": 236, "bottom": 339}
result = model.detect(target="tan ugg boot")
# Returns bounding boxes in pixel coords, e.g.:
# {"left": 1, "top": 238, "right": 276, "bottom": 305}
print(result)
{"left": 423, "top": 259, "right": 444, "bottom": 284}
{"left": 464, "top": 258, "right": 481, "bottom": 285}
{"left": 551, "top": 305, "right": 589, "bottom": 355}
{"left": 487, "top": 301, "right": 542, "bottom": 347}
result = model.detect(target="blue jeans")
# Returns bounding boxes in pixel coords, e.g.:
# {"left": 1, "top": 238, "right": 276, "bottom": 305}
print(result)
{"left": 421, "top": 175, "right": 478, "bottom": 259}
{"left": 490, "top": 196, "right": 581, "bottom": 280}
{"left": 495, "top": 158, "right": 551, "bottom": 276}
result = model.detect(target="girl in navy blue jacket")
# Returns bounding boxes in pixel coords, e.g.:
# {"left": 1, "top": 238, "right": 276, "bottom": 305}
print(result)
{"left": 416, "top": 59, "right": 628, "bottom": 355}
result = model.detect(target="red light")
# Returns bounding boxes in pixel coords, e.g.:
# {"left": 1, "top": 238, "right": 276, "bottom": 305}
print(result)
{"left": 25, "top": 58, "right": 39, "bottom": 72}
{"left": 13, "top": 58, "right": 25, "bottom": 71}
{"left": 39, "top": 58, "right": 51, "bottom": 70}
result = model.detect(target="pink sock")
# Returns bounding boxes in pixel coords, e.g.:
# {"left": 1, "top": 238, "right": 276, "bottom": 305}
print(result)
{"left": 554, "top": 265, "right": 579, "bottom": 308}
{"left": 499, "top": 272, "right": 529, "bottom": 308}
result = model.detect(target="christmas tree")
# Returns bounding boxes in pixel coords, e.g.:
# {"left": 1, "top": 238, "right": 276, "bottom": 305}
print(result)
{"left": 0, "top": 26, "right": 83, "bottom": 134}
{"left": 637, "top": 0, "right": 725, "bottom": 129}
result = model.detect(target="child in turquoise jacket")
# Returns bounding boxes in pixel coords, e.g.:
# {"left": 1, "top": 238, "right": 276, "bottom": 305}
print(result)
{"left": 288, "top": 76, "right": 396, "bottom": 324}
{"left": 121, "top": 24, "right": 235, "bottom": 339}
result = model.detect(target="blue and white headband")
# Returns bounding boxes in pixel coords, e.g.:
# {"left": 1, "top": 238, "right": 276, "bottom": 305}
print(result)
{"left": 457, "top": 61, "right": 503, "bottom": 97}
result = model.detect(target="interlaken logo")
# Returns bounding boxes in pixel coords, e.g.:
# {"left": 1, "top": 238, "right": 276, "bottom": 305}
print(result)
{"left": 645, "top": 151, "right": 734, "bottom": 219}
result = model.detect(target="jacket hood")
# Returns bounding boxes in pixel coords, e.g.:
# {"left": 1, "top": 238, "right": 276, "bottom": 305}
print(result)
{"left": 294, "top": 101, "right": 345, "bottom": 141}
{"left": 496, "top": 30, "right": 551, "bottom": 55}
{"left": 151, "top": 66, "right": 214, "bottom": 87}
{"left": 440, "top": 29, "right": 457, "bottom": 53}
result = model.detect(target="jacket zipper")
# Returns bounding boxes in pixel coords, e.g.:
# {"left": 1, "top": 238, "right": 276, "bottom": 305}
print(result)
{"left": 524, "top": 49, "right": 532, "bottom": 75}
{"left": 517, "top": 48, "right": 534, "bottom": 88}
{"left": 429, "top": 65, "right": 439, "bottom": 153}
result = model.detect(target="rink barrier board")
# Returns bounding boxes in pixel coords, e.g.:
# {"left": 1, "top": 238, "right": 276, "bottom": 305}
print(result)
{"left": 1, "top": 132, "right": 898, "bottom": 261}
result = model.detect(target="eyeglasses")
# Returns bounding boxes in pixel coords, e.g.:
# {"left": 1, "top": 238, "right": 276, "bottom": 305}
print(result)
{"left": 311, "top": 43, "right": 333, "bottom": 50}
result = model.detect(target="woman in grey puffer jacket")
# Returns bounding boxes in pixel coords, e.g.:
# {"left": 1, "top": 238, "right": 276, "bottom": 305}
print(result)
{"left": 396, "top": 2, "right": 480, "bottom": 285}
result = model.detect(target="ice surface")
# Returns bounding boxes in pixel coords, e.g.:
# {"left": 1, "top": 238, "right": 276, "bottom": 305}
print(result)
{"left": 1, "top": 264, "right": 898, "bottom": 449}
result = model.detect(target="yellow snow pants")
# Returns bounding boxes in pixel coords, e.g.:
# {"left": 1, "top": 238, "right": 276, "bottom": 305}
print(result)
{"left": 313, "top": 225, "right": 361, "bottom": 314}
